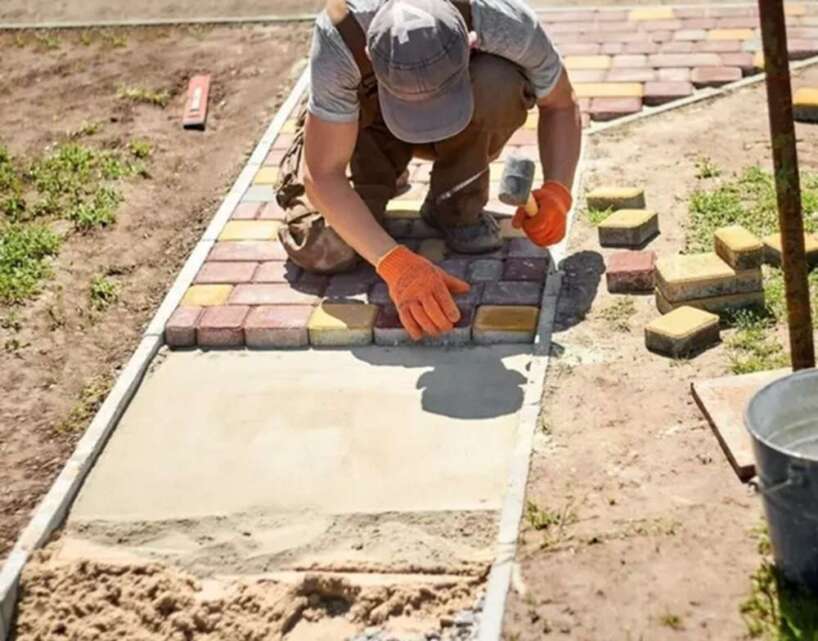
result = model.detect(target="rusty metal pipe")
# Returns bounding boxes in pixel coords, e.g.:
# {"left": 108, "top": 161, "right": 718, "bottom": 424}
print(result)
{"left": 759, "top": 0, "right": 815, "bottom": 370}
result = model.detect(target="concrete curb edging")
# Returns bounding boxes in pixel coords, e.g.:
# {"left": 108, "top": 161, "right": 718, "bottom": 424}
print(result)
{"left": 0, "top": 67, "right": 309, "bottom": 641}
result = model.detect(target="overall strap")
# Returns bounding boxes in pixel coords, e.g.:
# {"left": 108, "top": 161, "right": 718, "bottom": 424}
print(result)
{"left": 450, "top": 0, "right": 473, "bottom": 31}
{"left": 335, "top": 10, "right": 377, "bottom": 94}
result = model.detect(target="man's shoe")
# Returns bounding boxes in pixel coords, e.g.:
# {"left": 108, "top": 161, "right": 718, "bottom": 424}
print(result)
{"left": 420, "top": 201, "right": 504, "bottom": 255}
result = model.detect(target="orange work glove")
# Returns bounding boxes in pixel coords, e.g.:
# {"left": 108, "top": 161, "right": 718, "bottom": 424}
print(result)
{"left": 376, "top": 245, "right": 470, "bottom": 341}
{"left": 511, "top": 181, "right": 572, "bottom": 247}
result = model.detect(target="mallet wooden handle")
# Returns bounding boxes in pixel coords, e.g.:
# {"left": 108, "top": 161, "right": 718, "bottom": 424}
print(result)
{"left": 523, "top": 192, "right": 538, "bottom": 217}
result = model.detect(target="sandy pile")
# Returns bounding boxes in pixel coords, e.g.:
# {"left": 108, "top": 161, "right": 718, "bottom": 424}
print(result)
{"left": 14, "top": 548, "right": 481, "bottom": 641}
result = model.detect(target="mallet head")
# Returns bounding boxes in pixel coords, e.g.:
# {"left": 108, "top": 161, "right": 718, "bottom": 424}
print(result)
{"left": 498, "top": 155, "right": 536, "bottom": 207}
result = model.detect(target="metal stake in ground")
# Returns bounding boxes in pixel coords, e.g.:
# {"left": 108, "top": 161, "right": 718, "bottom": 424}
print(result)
{"left": 758, "top": 0, "right": 816, "bottom": 370}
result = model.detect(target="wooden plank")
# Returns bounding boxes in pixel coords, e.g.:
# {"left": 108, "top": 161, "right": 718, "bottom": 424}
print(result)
{"left": 691, "top": 368, "right": 789, "bottom": 482}
{"left": 182, "top": 74, "right": 211, "bottom": 130}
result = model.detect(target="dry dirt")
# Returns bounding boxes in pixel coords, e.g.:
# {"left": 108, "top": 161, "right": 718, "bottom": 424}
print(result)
{"left": 14, "top": 546, "right": 480, "bottom": 641}
{"left": 0, "top": 0, "right": 731, "bottom": 25}
{"left": 0, "top": 24, "right": 311, "bottom": 563}
{"left": 502, "top": 65, "right": 818, "bottom": 640}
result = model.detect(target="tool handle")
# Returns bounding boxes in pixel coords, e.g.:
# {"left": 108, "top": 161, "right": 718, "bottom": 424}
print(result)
{"left": 524, "top": 192, "right": 538, "bottom": 217}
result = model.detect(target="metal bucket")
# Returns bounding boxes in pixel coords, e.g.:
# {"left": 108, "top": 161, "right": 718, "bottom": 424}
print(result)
{"left": 746, "top": 368, "right": 818, "bottom": 592}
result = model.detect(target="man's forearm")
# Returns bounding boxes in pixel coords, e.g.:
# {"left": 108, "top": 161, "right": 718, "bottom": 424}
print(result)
{"left": 537, "top": 101, "right": 582, "bottom": 189}
{"left": 305, "top": 173, "right": 397, "bottom": 266}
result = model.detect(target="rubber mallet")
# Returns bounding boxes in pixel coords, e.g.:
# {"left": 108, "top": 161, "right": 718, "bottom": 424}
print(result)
{"left": 498, "top": 155, "right": 537, "bottom": 217}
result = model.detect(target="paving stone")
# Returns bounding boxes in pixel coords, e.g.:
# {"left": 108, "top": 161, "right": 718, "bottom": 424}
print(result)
{"left": 244, "top": 305, "right": 312, "bottom": 348}
{"left": 241, "top": 185, "right": 276, "bottom": 202}
{"left": 253, "top": 260, "right": 301, "bottom": 284}
{"left": 258, "top": 201, "right": 286, "bottom": 221}
{"left": 209, "top": 241, "right": 288, "bottom": 262}
{"left": 473, "top": 305, "right": 539, "bottom": 344}
{"left": 165, "top": 306, "right": 202, "bottom": 347}
{"left": 197, "top": 305, "right": 249, "bottom": 348}
{"left": 219, "top": 221, "right": 280, "bottom": 241}
{"left": 294, "top": 271, "right": 330, "bottom": 297}
{"left": 418, "top": 238, "right": 448, "bottom": 262}
{"left": 649, "top": 53, "right": 722, "bottom": 67}
{"left": 604, "top": 68, "right": 656, "bottom": 83}
{"left": 264, "top": 148, "right": 286, "bottom": 166}
{"left": 598, "top": 209, "right": 659, "bottom": 247}
{"left": 691, "top": 66, "right": 743, "bottom": 87}
{"left": 643, "top": 80, "right": 695, "bottom": 105}
{"left": 324, "top": 264, "right": 379, "bottom": 301}
{"left": 560, "top": 43, "right": 602, "bottom": 55}
{"left": 719, "top": 52, "right": 756, "bottom": 72}
{"left": 762, "top": 232, "right": 818, "bottom": 267}
{"left": 660, "top": 40, "right": 694, "bottom": 53}
{"left": 253, "top": 166, "right": 279, "bottom": 185}
{"left": 708, "top": 28, "right": 755, "bottom": 40}
{"left": 467, "top": 259, "right": 504, "bottom": 283}
{"left": 455, "top": 282, "right": 483, "bottom": 306}
{"left": 623, "top": 41, "right": 660, "bottom": 54}
{"left": 586, "top": 186, "right": 646, "bottom": 210}
{"left": 499, "top": 217, "right": 526, "bottom": 239}
{"left": 574, "top": 82, "right": 644, "bottom": 98}
{"left": 507, "top": 237, "right": 550, "bottom": 258}
{"left": 481, "top": 281, "right": 543, "bottom": 306}
{"left": 606, "top": 250, "right": 657, "bottom": 293}
{"left": 655, "top": 287, "right": 765, "bottom": 314}
{"left": 229, "top": 283, "right": 320, "bottom": 306}
{"left": 503, "top": 257, "right": 549, "bottom": 282}
{"left": 629, "top": 7, "right": 674, "bottom": 20}
{"left": 373, "top": 305, "right": 473, "bottom": 346}
{"left": 368, "top": 282, "right": 392, "bottom": 306}
{"left": 195, "top": 261, "right": 258, "bottom": 284}
{"left": 181, "top": 284, "right": 233, "bottom": 307}
{"left": 611, "top": 54, "right": 649, "bottom": 67}
{"left": 271, "top": 132, "right": 294, "bottom": 150}
{"left": 231, "top": 202, "right": 261, "bottom": 220}
{"left": 657, "top": 67, "right": 692, "bottom": 82}
{"left": 645, "top": 305, "right": 720, "bottom": 357}
{"left": 714, "top": 225, "right": 763, "bottom": 270}
{"left": 308, "top": 302, "right": 378, "bottom": 346}
{"left": 438, "top": 258, "right": 470, "bottom": 281}
{"left": 565, "top": 55, "right": 612, "bottom": 70}
{"left": 385, "top": 199, "right": 424, "bottom": 219}
{"left": 568, "top": 69, "right": 608, "bottom": 83}
{"left": 697, "top": 40, "right": 743, "bottom": 53}
{"left": 793, "top": 87, "right": 818, "bottom": 122}
{"left": 674, "top": 28, "right": 707, "bottom": 41}
{"left": 384, "top": 218, "right": 414, "bottom": 238}
{"left": 588, "top": 97, "right": 643, "bottom": 120}
{"left": 655, "top": 252, "right": 763, "bottom": 302}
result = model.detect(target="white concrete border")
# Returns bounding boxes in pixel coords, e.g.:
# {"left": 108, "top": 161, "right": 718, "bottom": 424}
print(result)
{"left": 0, "top": 67, "right": 310, "bottom": 641}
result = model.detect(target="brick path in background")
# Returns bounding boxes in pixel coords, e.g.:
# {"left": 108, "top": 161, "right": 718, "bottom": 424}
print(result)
{"left": 165, "top": 2, "right": 816, "bottom": 350}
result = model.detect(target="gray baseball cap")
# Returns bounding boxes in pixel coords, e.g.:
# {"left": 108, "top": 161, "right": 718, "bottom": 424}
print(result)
{"left": 367, "top": 0, "right": 473, "bottom": 144}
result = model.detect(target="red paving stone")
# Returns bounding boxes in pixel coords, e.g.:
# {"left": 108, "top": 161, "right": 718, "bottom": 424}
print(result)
{"left": 195, "top": 261, "right": 258, "bottom": 284}
{"left": 209, "top": 241, "right": 288, "bottom": 262}
{"left": 643, "top": 80, "right": 695, "bottom": 105}
{"left": 253, "top": 260, "right": 301, "bottom": 284}
{"left": 197, "top": 305, "right": 249, "bottom": 348}
{"left": 606, "top": 250, "right": 657, "bottom": 293}
{"left": 691, "top": 65, "right": 743, "bottom": 87}
{"left": 482, "top": 281, "right": 543, "bottom": 306}
{"left": 229, "top": 283, "right": 321, "bottom": 306}
{"left": 231, "top": 203, "right": 261, "bottom": 220}
{"left": 588, "top": 97, "right": 643, "bottom": 120}
{"left": 165, "top": 306, "right": 202, "bottom": 347}
{"left": 244, "top": 305, "right": 313, "bottom": 348}
{"left": 503, "top": 258, "right": 549, "bottom": 282}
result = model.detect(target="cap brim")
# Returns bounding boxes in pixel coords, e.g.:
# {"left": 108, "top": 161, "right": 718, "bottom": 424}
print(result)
{"left": 378, "top": 70, "right": 473, "bottom": 145}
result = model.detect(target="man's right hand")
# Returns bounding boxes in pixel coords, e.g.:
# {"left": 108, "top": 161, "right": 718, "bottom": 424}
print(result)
{"left": 376, "top": 245, "right": 470, "bottom": 340}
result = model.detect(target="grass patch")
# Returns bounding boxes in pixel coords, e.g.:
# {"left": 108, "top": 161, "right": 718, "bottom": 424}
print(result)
{"left": 659, "top": 613, "right": 685, "bottom": 631}
{"left": 586, "top": 207, "right": 613, "bottom": 226}
{"left": 725, "top": 309, "right": 789, "bottom": 375}
{"left": 525, "top": 499, "right": 577, "bottom": 550}
{"left": 598, "top": 297, "right": 636, "bottom": 332}
{"left": 687, "top": 166, "right": 818, "bottom": 254}
{"left": 117, "top": 85, "right": 171, "bottom": 108}
{"left": 57, "top": 374, "right": 113, "bottom": 433}
{"left": 128, "top": 139, "right": 153, "bottom": 159}
{"left": 741, "top": 525, "right": 818, "bottom": 640}
{"left": 695, "top": 156, "right": 721, "bottom": 180}
{"left": 89, "top": 274, "right": 120, "bottom": 311}
{"left": 0, "top": 223, "right": 61, "bottom": 304}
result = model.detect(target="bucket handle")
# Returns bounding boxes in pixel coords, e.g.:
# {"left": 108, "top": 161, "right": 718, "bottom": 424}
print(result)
{"left": 753, "top": 462, "right": 809, "bottom": 496}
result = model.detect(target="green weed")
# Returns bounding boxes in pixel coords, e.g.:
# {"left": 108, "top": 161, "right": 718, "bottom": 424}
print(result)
{"left": 68, "top": 120, "right": 102, "bottom": 139}
{"left": 57, "top": 374, "right": 112, "bottom": 433}
{"left": 659, "top": 613, "right": 684, "bottom": 631}
{"left": 33, "top": 32, "right": 61, "bottom": 51}
{"left": 598, "top": 297, "right": 636, "bottom": 332}
{"left": 725, "top": 309, "right": 788, "bottom": 375}
{"left": 695, "top": 156, "right": 721, "bottom": 179}
{"left": 525, "top": 499, "right": 577, "bottom": 549}
{"left": 89, "top": 274, "right": 120, "bottom": 311}
{"left": 117, "top": 84, "right": 171, "bottom": 108}
{"left": 0, "top": 223, "right": 61, "bottom": 303}
{"left": 128, "top": 138, "right": 152, "bottom": 159}
{"left": 586, "top": 207, "right": 613, "bottom": 226}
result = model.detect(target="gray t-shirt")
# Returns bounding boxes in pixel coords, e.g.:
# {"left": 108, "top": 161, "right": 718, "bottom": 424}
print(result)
{"left": 308, "top": 0, "right": 562, "bottom": 123}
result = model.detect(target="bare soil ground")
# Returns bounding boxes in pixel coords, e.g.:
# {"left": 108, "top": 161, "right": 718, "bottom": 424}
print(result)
{"left": 0, "top": 0, "right": 732, "bottom": 25}
{"left": 502, "top": 65, "right": 818, "bottom": 641}
{"left": 0, "top": 24, "right": 310, "bottom": 563}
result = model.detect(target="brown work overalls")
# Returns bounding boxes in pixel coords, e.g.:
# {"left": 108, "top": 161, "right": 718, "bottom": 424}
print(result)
{"left": 277, "top": 0, "right": 536, "bottom": 274}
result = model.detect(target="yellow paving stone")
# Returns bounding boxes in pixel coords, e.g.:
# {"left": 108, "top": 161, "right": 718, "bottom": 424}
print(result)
{"left": 655, "top": 288, "right": 765, "bottom": 315}
{"left": 253, "top": 167, "right": 279, "bottom": 185}
{"left": 280, "top": 120, "right": 297, "bottom": 134}
{"left": 628, "top": 7, "right": 674, "bottom": 21}
{"left": 586, "top": 186, "right": 646, "bottom": 210}
{"left": 385, "top": 199, "right": 424, "bottom": 219}
{"left": 793, "top": 87, "right": 818, "bottom": 122}
{"left": 219, "top": 220, "right": 280, "bottom": 241}
{"left": 499, "top": 217, "right": 526, "bottom": 239}
{"left": 574, "top": 82, "right": 644, "bottom": 99}
{"left": 598, "top": 209, "right": 659, "bottom": 247}
{"left": 656, "top": 252, "right": 762, "bottom": 302}
{"left": 786, "top": 3, "right": 807, "bottom": 17}
{"left": 708, "top": 29, "right": 755, "bottom": 41}
{"left": 645, "top": 306, "right": 720, "bottom": 357}
{"left": 763, "top": 232, "right": 818, "bottom": 267}
{"left": 474, "top": 305, "right": 539, "bottom": 344}
{"left": 181, "top": 284, "right": 233, "bottom": 307}
{"left": 418, "top": 238, "right": 447, "bottom": 262}
{"left": 714, "top": 225, "right": 763, "bottom": 270}
{"left": 308, "top": 302, "right": 378, "bottom": 346}
{"left": 524, "top": 111, "right": 538, "bottom": 129}
{"left": 565, "top": 55, "right": 612, "bottom": 70}
{"left": 753, "top": 51, "right": 765, "bottom": 70}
